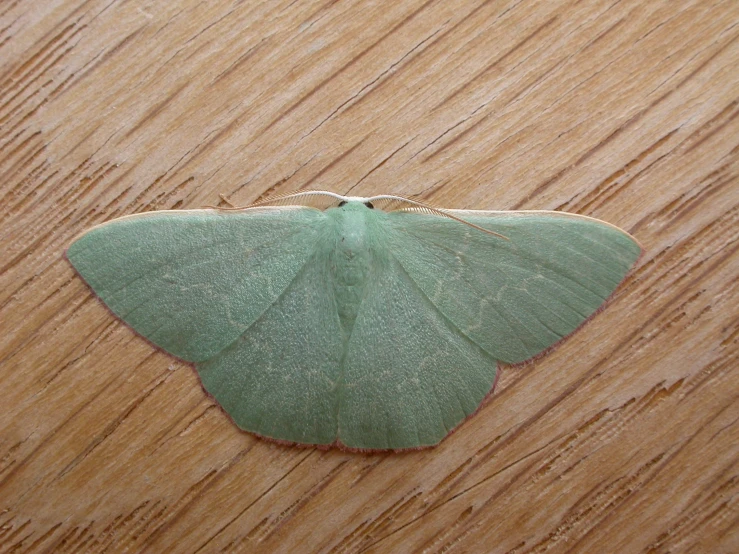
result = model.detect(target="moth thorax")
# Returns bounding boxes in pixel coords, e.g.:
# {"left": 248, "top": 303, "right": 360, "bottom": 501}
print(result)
{"left": 331, "top": 213, "right": 373, "bottom": 333}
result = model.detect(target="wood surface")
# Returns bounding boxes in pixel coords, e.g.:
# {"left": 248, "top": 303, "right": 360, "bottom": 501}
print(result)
{"left": 1, "top": 0, "right": 738, "bottom": 552}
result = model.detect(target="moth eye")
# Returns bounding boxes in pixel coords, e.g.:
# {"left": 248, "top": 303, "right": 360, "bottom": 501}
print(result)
{"left": 338, "top": 201, "right": 347, "bottom": 207}
{"left": 364, "top": 201, "right": 374, "bottom": 209}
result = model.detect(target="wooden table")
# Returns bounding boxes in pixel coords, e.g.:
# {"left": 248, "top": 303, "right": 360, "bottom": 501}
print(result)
{"left": 1, "top": 1, "right": 737, "bottom": 552}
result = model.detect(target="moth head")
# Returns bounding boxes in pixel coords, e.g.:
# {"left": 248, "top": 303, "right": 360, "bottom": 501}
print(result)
{"left": 243, "top": 190, "right": 507, "bottom": 239}
{"left": 337, "top": 199, "right": 374, "bottom": 210}
{"left": 246, "top": 191, "right": 392, "bottom": 211}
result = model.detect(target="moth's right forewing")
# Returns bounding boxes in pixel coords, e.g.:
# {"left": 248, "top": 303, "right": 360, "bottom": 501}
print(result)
{"left": 67, "top": 207, "right": 327, "bottom": 362}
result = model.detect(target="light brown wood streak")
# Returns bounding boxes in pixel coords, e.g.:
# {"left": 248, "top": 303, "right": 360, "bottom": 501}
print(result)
{"left": 433, "top": 16, "right": 558, "bottom": 112}
{"left": 304, "top": 26, "right": 446, "bottom": 140}
{"left": 511, "top": 26, "right": 739, "bottom": 210}
{"left": 0, "top": 0, "right": 737, "bottom": 553}
{"left": 259, "top": 0, "right": 439, "bottom": 138}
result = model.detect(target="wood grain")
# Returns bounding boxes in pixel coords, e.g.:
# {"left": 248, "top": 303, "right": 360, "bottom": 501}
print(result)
{"left": 1, "top": 1, "right": 737, "bottom": 552}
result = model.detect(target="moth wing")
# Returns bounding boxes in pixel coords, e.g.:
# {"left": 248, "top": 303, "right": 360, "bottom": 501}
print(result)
{"left": 337, "top": 210, "right": 641, "bottom": 449}
{"left": 338, "top": 252, "right": 498, "bottom": 450}
{"left": 383, "top": 209, "right": 642, "bottom": 365}
{"left": 196, "top": 243, "right": 343, "bottom": 446}
{"left": 67, "top": 207, "right": 329, "bottom": 363}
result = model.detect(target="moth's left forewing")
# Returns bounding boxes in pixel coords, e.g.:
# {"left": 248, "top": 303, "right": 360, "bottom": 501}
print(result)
{"left": 453, "top": 209, "right": 644, "bottom": 279}
{"left": 383, "top": 209, "right": 642, "bottom": 365}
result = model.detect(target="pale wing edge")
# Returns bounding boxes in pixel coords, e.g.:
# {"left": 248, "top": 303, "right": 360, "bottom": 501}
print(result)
{"left": 67, "top": 206, "right": 317, "bottom": 245}
{"left": 441, "top": 208, "right": 644, "bottom": 248}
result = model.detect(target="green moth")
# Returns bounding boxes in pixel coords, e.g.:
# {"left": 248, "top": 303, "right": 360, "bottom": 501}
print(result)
{"left": 66, "top": 191, "right": 642, "bottom": 451}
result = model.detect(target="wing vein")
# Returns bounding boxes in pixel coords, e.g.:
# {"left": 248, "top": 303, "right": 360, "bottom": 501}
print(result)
{"left": 198, "top": 236, "right": 324, "bottom": 364}
{"left": 386, "top": 249, "right": 502, "bottom": 363}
